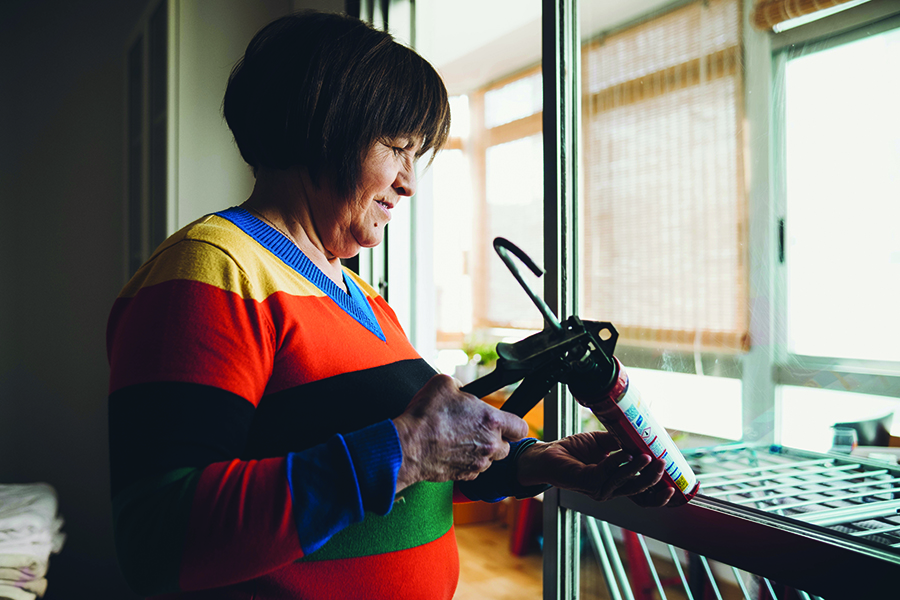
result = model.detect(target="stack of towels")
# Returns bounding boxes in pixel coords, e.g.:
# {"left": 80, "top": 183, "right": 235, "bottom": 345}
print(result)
{"left": 0, "top": 484, "right": 65, "bottom": 600}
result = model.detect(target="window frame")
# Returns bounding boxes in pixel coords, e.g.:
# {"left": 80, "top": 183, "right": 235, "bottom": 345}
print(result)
{"left": 125, "top": 0, "right": 174, "bottom": 278}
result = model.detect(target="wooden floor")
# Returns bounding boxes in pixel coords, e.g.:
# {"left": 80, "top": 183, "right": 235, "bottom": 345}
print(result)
{"left": 455, "top": 519, "right": 745, "bottom": 600}
{"left": 455, "top": 519, "right": 542, "bottom": 600}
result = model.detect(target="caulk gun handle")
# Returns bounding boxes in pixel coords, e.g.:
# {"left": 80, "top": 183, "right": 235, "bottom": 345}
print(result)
{"left": 459, "top": 368, "right": 511, "bottom": 399}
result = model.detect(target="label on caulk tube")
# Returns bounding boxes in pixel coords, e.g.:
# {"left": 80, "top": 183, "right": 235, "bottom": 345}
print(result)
{"left": 617, "top": 386, "right": 698, "bottom": 494}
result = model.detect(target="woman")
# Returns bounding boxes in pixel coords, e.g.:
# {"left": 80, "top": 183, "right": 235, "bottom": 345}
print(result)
{"left": 107, "top": 11, "right": 671, "bottom": 600}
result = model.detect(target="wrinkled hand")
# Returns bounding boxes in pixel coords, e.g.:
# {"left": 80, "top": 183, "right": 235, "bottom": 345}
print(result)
{"left": 393, "top": 375, "right": 530, "bottom": 493}
{"left": 516, "top": 431, "right": 674, "bottom": 507}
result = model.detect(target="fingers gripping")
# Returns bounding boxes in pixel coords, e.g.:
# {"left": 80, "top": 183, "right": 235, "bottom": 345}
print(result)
{"left": 394, "top": 374, "right": 531, "bottom": 487}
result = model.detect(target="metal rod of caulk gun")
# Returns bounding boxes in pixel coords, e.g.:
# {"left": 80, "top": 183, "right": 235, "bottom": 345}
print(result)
{"left": 493, "top": 237, "right": 562, "bottom": 332}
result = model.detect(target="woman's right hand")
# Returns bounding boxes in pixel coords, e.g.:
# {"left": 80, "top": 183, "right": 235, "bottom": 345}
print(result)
{"left": 392, "top": 374, "right": 529, "bottom": 492}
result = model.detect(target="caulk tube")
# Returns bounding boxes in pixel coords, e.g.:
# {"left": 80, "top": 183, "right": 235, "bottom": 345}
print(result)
{"left": 567, "top": 358, "right": 699, "bottom": 506}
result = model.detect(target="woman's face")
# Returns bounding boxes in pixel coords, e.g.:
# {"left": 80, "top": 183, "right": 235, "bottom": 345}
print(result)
{"left": 316, "top": 137, "right": 420, "bottom": 259}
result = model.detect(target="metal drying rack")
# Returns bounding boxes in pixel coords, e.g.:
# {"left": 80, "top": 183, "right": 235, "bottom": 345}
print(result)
{"left": 565, "top": 442, "right": 900, "bottom": 598}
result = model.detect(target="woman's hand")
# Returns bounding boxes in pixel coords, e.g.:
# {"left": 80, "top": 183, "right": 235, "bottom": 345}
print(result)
{"left": 393, "top": 375, "right": 530, "bottom": 492}
{"left": 516, "top": 431, "right": 674, "bottom": 507}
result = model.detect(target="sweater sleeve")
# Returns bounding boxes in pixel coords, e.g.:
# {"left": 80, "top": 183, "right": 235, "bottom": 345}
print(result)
{"left": 107, "top": 238, "right": 400, "bottom": 596}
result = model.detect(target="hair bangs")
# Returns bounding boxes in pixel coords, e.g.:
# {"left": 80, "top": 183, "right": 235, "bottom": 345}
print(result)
{"left": 370, "top": 43, "right": 451, "bottom": 164}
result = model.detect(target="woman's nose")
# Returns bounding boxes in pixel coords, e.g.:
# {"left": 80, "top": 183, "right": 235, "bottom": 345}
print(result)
{"left": 394, "top": 163, "right": 417, "bottom": 197}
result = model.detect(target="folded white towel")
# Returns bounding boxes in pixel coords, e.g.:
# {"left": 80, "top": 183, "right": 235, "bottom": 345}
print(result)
{"left": 0, "top": 486, "right": 57, "bottom": 532}
{"left": 0, "top": 528, "right": 64, "bottom": 555}
{"left": 0, "top": 578, "right": 46, "bottom": 597}
{"left": 0, "top": 486, "right": 64, "bottom": 560}
{"left": 0, "top": 545, "right": 51, "bottom": 562}
{"left": 0, "top": 557, "right": 46, "bottom": 578}
{"left": 0, "top": 567, "right": 39, "bottom": 582}
{"left": 0, "top": 583, "right": 36, "bottom": 600}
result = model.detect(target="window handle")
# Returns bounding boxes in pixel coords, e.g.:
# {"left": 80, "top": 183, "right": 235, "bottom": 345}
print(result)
{"left": 778, "top": 218, "right": 786, "bottom": 264}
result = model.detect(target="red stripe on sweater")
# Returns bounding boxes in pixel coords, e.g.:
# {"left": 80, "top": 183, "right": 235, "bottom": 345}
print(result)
{"left": 254, "top": 527, "right": 459, "bottom": 600}
{"left": 151, "top": 526, "right": 460, "bottom": 600}
{"left": 179, "top": 458, "right": 303, "bottom": 591}
{"left": 108, "top": 281, "right": 421, "bottom": 401}
{"left": 262, "top": 291, "right": 420, "bottom": 393}
{"left": 107, "top": 279, "right": 275, "bottom": 403}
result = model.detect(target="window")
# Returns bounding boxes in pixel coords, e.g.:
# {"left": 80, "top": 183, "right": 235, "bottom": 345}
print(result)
{"left": 580, "top": 0, "right": 747, "bottom": 353}
{"left": 776, "top": 15, "right": 900, "bottom": 452}
{"left": 783, "top": 26, "right": 900, "bottom": 363}
{"left": 577, "top": 0, "right": 746, "bottom": 442}
{"left": 416, "top": 1, "right": 900, "bottom": 598}
{"left": 431, "top": 68, "right": 545, "bottom": 360}
{"left": 417, "top": 1, "right": 900, "bottom": 597}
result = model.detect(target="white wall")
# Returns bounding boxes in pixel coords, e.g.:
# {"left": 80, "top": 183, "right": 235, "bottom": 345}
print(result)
{"left": 173, "top": 0, "right": 292, "bottom": 227}
{"left": 171, "top": 0, "right": 345, "bottom": 228}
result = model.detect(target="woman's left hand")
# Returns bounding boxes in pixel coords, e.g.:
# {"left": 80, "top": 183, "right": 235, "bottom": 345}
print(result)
{"left": 516, "top": 431, "right": 674, "bottom": 507}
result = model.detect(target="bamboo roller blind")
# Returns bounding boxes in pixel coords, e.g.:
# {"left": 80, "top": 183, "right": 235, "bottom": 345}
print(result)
{"left": 580, "top": 0, "right": 750, "bottom": 352}
{"left": 751, "top": 0, "right": 858, "bottom": 30}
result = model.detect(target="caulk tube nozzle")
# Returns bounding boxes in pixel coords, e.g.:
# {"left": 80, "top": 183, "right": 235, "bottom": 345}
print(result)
{"left": 565, "top": 355, "right": 621, "bottom": 407}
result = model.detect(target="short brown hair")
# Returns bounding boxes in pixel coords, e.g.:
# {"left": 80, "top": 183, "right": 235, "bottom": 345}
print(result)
{"left": 223, "top": 11, "right": 450, "bottom": 196}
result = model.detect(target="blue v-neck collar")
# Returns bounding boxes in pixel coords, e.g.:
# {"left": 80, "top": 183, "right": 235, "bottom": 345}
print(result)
{"left": 216, "top": 207, "right": 386, "bottom": 342}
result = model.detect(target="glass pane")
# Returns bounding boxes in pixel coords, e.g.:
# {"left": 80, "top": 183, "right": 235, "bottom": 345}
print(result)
{"left": 448, "top": 95, "right": 470, "bottom": 137}
{"left": 785, "top": 27, "right": 900, "bottom": 362}
{"left": 577, "top": 0, "right": 748, "bottom": 593}
{"left": 580, "top": 0, "right": 745, "bottom": 350}
{"left": 624, "top": 368, "right": 742, "bottom": 441}
{"left": 432, "top": 148, "right": 474, "bottom": 339}
{"left": 578, "top": 0, "right": 745, "bottom": 447}
{"left": 571, "top": 3, "right": 900, "bottom": 598}
{"left": 580, "top": 521, "right": 767, "bottom": 600}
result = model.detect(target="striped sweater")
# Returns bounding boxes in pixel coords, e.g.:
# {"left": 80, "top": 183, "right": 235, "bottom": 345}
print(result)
{"left": 107, "top": 208, "right": 461, "bottom": 599}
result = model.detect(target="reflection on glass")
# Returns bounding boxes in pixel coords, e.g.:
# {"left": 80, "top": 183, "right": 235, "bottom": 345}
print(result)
{"left": 418, "top": 4, "right": 545, "bottom": 594}
{"left": 780, "top": 385, "right": 898, "bottom": 453}
{"left": 448, "top": 95, "right": 470, "bottom": 137}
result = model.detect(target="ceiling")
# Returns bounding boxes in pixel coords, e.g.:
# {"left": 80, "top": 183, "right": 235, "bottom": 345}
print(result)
{"left": 417, "top": 0, "right": 675, "bottom": 95}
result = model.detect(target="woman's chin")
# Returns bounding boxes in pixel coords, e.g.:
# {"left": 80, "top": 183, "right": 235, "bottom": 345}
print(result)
{"left": 355, "top": 230, "right": 386, "bottom": 250}
{"left": 332, "top": 236, "right": 382, "bottom": 260}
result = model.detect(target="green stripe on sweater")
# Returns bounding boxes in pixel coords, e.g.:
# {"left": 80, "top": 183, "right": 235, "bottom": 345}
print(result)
{"left": 298, "top": 481, "right": 453, "bottom": 562}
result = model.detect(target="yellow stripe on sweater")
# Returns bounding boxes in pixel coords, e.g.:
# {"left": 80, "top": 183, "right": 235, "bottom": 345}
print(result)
{"left": 118, "top": 215, "right": 328, "bottom": 301}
